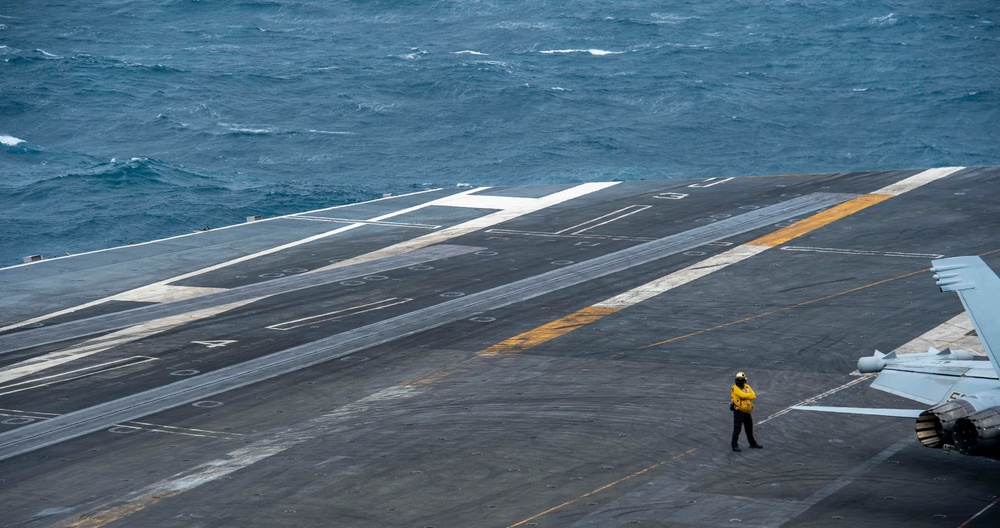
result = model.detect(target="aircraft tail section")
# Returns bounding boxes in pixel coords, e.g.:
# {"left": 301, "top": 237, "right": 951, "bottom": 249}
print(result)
{"left": 931, "top": 256, "right": 1000, "bottom": 378}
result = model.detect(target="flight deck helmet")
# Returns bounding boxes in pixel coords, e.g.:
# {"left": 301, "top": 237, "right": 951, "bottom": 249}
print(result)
{"left": 735, "top": 371, "right": 747, "bottom": 381}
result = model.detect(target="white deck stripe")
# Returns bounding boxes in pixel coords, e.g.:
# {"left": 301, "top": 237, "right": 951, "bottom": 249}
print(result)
{"left": 309, "top": 182, "right": 620, "bottom": 272}
{"left": 60, "top": 385, "right": 420, "bottom": 526}
{"left": 4, "top": 183, "right": 617, "bottom": 332}
{"left": 0, "top": 298, "right": 259, "bottom": 384}
{"left": 892, "top": 312, "right": 981, "bottom": 356}
{"left": 593, "top": 167, "right": 963, "bottom": 310}
{"left": 875, "top": 166, "right": 963, "bottom": 196}
{"left": 595, "top": 245, "right": 768, "bottom": 308}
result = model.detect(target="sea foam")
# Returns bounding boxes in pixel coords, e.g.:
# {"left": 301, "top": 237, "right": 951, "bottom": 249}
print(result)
{"left": 540, "top": 49, "right": 623, "bottom": 56}
{"left": 1, "top": 135, "right": 25, "bottom": 147}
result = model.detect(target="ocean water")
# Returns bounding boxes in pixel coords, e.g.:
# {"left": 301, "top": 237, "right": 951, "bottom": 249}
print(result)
{"left": 1, "top": 1, "right": 997, "bottom": 267}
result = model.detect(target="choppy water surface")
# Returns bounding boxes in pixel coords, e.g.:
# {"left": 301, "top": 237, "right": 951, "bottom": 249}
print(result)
{"left": 2, "top": 1, "right": 997, "bottom": 266}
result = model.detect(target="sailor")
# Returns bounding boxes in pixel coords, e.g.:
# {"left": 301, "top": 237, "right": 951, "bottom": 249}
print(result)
{"left": 731, "top": 371, "right": 763, "bottom": 452}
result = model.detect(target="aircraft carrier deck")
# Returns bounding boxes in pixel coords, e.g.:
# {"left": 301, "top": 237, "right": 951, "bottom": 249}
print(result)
{"left": 1, "top": 167, "right": 999, "bottom": 527}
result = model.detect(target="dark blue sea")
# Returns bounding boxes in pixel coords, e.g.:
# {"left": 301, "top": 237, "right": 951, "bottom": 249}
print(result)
{"left": 2, "top": 1, "right": 998, "bottom": 267}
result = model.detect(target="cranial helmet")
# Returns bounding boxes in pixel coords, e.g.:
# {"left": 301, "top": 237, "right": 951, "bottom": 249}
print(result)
{"left": 735, "top": 371, "right": 747, "bottom": 380}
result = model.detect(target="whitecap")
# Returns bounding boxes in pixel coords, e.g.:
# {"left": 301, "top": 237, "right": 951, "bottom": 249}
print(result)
{"left": 397, "top": 48, "right": 428, "bottom": 60}
{"left": 36, "top": 49, "right": 60, "bottom": 58}
{"left": 540, "top": 49, "right": 623, "bottom": 56}
{"left": 453, "top": 50, "right": 488, "bottom": 56}
{"left": 852, "top": 88, "right": 869, "bottom": 92}
{"left": 650, "top": 13, "right": 697, "bottom": 24}
{"left": 308, "top": 129, "right": 356, "bottom": 135}
{"left": 1, "top": 134, "right": 25, "bottom": 147}
{"left": 493, "top": 21, "right": 553, "bottom": 31}
{"left": 870, "top": 13, "right": 897, "bottom": 26}
{"left": 219, "top": 122, "right": 276, "bottom": 134}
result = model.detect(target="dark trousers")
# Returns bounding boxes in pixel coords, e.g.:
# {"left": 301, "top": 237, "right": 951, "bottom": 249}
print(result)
{"left": 732, "top": 409, "right": 758, "bottom": 447}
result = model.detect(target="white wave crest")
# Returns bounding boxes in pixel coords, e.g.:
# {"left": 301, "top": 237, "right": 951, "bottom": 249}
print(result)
{"left": 397, "top": 48, "right": 428, "bottom": 60}
{"left": 308, "top": 129, "right": 356, "bottom": 135}
{"left": 1, "top": 134, "right": 25, "bottom": 146}
{"left": 218, "top": 122, "right": 276, "bottom": 134}
{"left": 540, "top": 49, "right": 623, "bottom": 56}
{"left": 453, "top": 50, "right": 488, "bottom": 56}
{"left": 651, "top": 13, "right": 697, "bottom": 24}
{"left": 870, "top": 13, "right": 898, "bottom": 26}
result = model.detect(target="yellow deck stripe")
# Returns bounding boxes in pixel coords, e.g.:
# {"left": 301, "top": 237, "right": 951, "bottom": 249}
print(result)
{"left": 479, "top": 306, "right": 620, "bottom": 357}
{"left": 480, "top": 194, "right": 893, "bottom": 357}
{"left": 747, "top": 193, "right": 893, "bottom": 247}
{"left": 479, "top": 168, "right": 963, "bottom": 357}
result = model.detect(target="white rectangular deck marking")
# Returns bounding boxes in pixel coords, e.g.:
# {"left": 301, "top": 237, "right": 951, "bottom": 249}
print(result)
{"left": 687, "top": 177, "right": 734, "bottom": 188}
{"left": 429, "top": 194, "right": 543, "bottom": 210}
{"left": 875, "top": 166, "right": 963, "bottom": 195}
{"left": 266, "top": 298, "right": 414, "bottom": 331}
{"left": 555, "top": 205, "right": 651, "bottom": 235}
{"left": 311, "top": 182, "right": 620, "bottom": 272}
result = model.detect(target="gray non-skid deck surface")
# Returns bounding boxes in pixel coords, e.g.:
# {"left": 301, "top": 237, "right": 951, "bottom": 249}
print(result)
{"left": 1, "top": 168, "right": 999, "bottom": 527}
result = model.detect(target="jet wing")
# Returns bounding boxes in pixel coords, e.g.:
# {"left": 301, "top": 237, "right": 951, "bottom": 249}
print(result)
{"left": 869, "top": 366, "right": 998, "bottom": 405}
{"left": 931, "top": 256, "right": 1000, "bottom": 378}
{"left": 794, "top": 406, "right": 923, "bottom": 418}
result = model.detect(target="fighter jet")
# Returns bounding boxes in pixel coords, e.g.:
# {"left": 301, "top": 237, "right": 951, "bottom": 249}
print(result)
{"left": 795, "top": 255, "right": 1000, "bottom": 457}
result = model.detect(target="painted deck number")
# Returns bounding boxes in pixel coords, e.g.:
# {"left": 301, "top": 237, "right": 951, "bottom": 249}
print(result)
{"left": 192, "top": 340, "right": 237, "bottom": 348}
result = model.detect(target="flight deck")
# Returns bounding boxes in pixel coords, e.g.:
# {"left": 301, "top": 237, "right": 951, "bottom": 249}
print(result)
{"left": 1, "top": 167, "right": 999, "bottom": 527}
